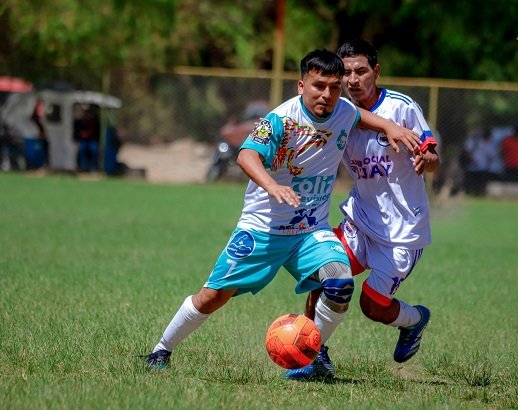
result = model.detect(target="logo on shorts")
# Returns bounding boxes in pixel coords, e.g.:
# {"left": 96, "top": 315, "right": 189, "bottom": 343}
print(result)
{"left": 313, "top": 230, "right": 341, "bottom": 243}
{"left": 226, "top": 230, "right": 255, "bottom": 259}
{"left": 343, "top": 220, "right": 358, "bottom": 239}
{"left": 331, "top": 244, "right": 346, "bottom": 254}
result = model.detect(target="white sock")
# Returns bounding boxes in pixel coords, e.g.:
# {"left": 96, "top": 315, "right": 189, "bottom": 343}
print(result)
{"left": 313, "top": 298, "right": 346, "bottom": 345}
{"left": 153, "top": 295, "right": 210, "bottom": 353}
{"left": 388, "top": 300, "right": 421, "bottom": 328}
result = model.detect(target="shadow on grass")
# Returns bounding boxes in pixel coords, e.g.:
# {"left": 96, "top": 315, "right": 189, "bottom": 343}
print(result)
{"left": 285, "top": 376, "right": 365, "bottom": 385}
{"left": 285, "top": 374, "right": 452, "bottom": 386}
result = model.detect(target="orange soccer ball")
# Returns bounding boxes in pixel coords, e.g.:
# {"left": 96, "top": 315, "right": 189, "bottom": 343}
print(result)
{"left": 264, "top": 314, "right": 321, "bottom": 369}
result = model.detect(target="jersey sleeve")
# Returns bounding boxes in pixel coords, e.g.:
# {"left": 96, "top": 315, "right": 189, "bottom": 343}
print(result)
{"left": 239, "top": 112, "right": 284, "bottom": 169}
{"left": 403, "top": 101, "right": 438, "bottom": 152}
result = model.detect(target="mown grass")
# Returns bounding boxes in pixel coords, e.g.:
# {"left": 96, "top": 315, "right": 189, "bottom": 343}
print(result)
{"left": 0, "top": 173, "right": 516, "bottom": 409}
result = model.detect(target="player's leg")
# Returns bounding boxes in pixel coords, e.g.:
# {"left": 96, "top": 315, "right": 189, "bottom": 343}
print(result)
{"left": 284, "top": 229, "right": 355, "bottom": 379}
{"left": 359, "top": 246, "right": 430, "bottom": 362}
{"left": 303, "top": 221, "right": 367, "bottom": 323}
{"left": 285, "top": 261, "right": 353, "bottom": 380}
{"left": 304, "top": 288, "right": 321, "bottom": 320}
{"left": 312, "top": 261, "right": 354, "bottom": 344}
{"left": 151, "top": 288, "right": 237, "bottom": 352}
{"left": 147, "top": 228, "right": 286, "bottom": 369}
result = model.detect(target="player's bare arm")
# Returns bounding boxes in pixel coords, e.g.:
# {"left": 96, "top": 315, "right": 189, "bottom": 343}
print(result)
{"left": 414, "top": 146, "right": 440, "bottom": 175}
{"left": 357, "top": 107, "right": 421, "bottom": 153}
{"left": 236, "top": 148, "right": 301, "bottom": 207}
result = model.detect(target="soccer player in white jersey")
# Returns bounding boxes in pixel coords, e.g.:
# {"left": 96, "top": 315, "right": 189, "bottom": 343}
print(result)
{"left": 286, "top": 39, "right": 439, "bottom": 380}
{"left": 145, "top": 49, "right": 422, "bottom": 373}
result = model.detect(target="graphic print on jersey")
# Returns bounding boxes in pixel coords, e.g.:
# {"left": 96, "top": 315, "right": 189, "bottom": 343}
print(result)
{"left": 292, "top": 174, "right": 334, "bottom": 204}
{"left": 276, "top": 174, "right": 335, "bottom": 233}
{"left": 350, "top": 153, "right": 393, "bottom": 180}
{"left": 271, "top": 117, "right": 341, "bottom": 176}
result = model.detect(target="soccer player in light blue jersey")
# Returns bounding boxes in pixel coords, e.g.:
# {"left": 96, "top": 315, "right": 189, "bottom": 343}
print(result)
{"left": 146, "top": 49, "right": 421, "bottom": 374}
{"left": 287, "top": 40, "right": 440, "bottom": 380}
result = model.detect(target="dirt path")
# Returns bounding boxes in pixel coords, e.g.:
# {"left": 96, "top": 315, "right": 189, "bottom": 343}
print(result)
{"left": 118, "top": 139, "right": 213, "bottom": 184}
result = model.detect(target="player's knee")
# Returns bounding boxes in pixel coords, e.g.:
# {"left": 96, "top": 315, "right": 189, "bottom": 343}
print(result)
{"left": 359, "top": 290, "right": 399, "bottom": 324}
{"left": 319, "top": 262, "right": 354, "bottom": 313}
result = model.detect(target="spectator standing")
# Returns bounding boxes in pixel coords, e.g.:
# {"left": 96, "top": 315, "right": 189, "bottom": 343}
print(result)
{"left": 1, "top": 92, "right": 46, "bottom": 171}
{"left": 75, "top": 106, "right": 100, "bottom": 173}
{"left": 501, "top": 128, "right": 518, "bottom": 182}
{"left": 461, "top": 129, "right": 499, "bottom": 196}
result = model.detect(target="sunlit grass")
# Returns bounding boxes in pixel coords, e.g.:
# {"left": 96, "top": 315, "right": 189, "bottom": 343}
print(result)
{"left": 0, "top": 173, "right": 516, "bottom": 409}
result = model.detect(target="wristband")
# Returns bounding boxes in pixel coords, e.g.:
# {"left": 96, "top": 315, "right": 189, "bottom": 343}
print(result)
{"left": 420, "top": 137, "right": 437, "bottom": 153}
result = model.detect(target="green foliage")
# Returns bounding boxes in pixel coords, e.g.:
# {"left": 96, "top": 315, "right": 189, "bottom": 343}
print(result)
{"left": 168, "top": 0, "right": 275, "bottom": 69}
{"left": 1, "top": 0, "right": 177, "bottom": 71}
{"left": 0, "top": 174, "right": 517, "bottom": 409}
{"left": 1, "top": 0, "right": 516, "bottom": 81}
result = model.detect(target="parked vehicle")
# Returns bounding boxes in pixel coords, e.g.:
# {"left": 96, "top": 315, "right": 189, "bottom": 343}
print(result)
{"left": 206, "top": 100, "right": 269, "bottom": 182}
{"left": 41, "top": 89, "right": 122, "bottom": 172}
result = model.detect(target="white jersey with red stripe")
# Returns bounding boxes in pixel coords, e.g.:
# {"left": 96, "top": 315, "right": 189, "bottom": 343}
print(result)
{"left": 238, "top": 95, "right": 360, "bottom": 235}
{"left": 340, "top": 89, "right": 436, "bottom": 249}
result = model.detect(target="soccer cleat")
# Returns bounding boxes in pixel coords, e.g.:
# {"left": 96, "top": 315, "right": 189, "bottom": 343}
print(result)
{"left": 146, "top": 349, "right": 171, "bottom": 369}
{"left": 284, "top": 345, "right": 335, "bottom": 380}
{"left": 394, "top": 305, "right": 431, "bottom": 363}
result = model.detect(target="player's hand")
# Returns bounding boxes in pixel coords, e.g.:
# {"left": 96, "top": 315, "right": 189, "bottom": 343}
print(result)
{"left": 384, "top": 123, "right": 422, "bottom": 153}
{"left": 265, "top": 183, "right": 301, "bottom": 207}
{"left": 413, "top": 147, "right": 440, "bottom": 175}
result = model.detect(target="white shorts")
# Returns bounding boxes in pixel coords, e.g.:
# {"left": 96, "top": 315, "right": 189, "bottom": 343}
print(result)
{"left": 334, "top": 216, "right": 423, "bottom": 306}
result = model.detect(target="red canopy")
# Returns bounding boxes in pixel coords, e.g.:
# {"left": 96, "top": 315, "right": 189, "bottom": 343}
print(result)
{"left": 0, "top": 76, "right": 33, "bottom": 92}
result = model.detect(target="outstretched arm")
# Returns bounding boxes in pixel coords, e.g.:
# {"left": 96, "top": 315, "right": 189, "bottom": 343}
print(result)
{"left": 358, "top": 107, "right": 421, "bottom": 153}
{"left": 236, "top": 148, "right": 301, "bottom": 207}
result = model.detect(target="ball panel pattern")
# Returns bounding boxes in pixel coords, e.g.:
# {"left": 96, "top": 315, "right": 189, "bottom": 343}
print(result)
{"left": 265, "top": 314, "right": 321, "bottom": 369}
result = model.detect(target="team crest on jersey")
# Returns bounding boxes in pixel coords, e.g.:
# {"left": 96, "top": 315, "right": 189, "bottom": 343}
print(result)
{"left": 376, "top": 131, "right": 390, "bottom": 147}
{"left": 226, "top": 230, "right": 255, "bottom": 259}
{"left": 337, "top": 129, "right": 347, "bottom": 150}
{"left": 250, "top": 119, "right": 272, "bottom": 145}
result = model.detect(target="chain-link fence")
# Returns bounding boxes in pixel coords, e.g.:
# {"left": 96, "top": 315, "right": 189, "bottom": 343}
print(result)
{"left": 107, "top": 68, "right": 518, "bottom": 197}
{"left": 1, "top": 67, "right": 517, "bottom": 198}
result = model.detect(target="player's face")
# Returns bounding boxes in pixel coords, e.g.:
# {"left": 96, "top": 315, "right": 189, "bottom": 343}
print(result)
{"left": 341, "top": 55, "right": 380, "bottom": 109}
{"left": 298, "top": 70, "right": 342, "bottom": 119}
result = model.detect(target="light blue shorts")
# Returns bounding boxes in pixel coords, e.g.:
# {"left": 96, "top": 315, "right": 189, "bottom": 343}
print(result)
{"left": 204, "top": 228, "right": 350, "bottom": 296}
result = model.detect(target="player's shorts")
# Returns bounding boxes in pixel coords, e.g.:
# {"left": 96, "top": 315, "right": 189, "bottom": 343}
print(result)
{"left": 334, "top": 215, "right": 423, "bottom": 304}
{"left": 204, "top": 227, "right": 350, "bottom": 296}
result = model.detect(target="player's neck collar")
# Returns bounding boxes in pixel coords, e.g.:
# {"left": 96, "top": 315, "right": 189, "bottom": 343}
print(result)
{"left": 368, "top": 88, "right": 386, "bottom": 112}
{"left": 299, "top": 96, "right": 332, "bottom": 123}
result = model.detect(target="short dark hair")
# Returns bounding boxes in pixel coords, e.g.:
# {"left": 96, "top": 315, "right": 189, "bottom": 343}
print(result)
{"left": 300, "top": 49, "right": 345, "bottom": 78}
{"left": 337, "top": 39, "right": 378, "bottom": 69}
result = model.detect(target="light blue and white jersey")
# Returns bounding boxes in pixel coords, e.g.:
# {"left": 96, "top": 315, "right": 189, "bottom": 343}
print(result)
{"left": 238, "top": 95, "right": 360, "bottom": 235}
{"left": 340, "top": 88, "right": 435, "bottom": 249}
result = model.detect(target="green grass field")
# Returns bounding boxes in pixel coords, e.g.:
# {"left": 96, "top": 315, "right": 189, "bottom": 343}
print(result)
{"left": 1, "top": 173, "right": 516, "bottom": 409}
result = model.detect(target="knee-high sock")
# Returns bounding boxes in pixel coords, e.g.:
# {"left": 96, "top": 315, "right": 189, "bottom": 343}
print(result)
{"left": 388, "top": 300, "right": 421, "bottom": 328}
{"left": 153, "top": 295, "right": 210, "bottom": 353}
{"left": 313, "top": 298, "right": 345, "bottom": 345}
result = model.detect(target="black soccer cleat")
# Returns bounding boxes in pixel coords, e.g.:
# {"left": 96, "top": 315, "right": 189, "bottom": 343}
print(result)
{"left": 146, "top": 349, "right": 171, "bottom": 369}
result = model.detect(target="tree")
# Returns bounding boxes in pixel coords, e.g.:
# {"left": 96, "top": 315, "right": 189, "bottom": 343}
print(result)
{"left": 0, "top": 0, "right": 516, "bottom": 82}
